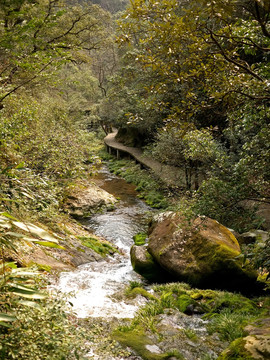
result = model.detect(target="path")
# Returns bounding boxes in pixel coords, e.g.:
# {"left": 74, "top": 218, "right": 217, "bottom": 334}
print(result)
{"left": 104, "top": 130, "right": 185, "bottom": 187}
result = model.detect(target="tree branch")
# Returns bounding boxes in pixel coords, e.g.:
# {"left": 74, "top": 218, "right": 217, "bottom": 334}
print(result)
{"left": 0, "top": 61, "right": 53, "bottom": 104}
{"left": 208, "top": 30, "right": 265, "bottom": 82}
{"left": 255, "top": 1, "right": 270, "bottom": 38}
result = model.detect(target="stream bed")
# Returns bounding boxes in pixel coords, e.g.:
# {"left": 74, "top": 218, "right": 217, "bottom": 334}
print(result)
{"left": 54, "top": 166, "right": 226, "bottom": 360}
{"left": 56, "top": 167, "right": 151, "bottom": 319}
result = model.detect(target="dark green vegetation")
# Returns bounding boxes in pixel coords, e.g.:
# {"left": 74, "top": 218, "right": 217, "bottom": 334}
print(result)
{"left": 102, "top": 0, "right": 270, "bottom": 234}
{"left": 114, "top": 282, "right": 270, "bottom": 360}
{"left": 0, "top": 0, "right": 269, "bottom": 359}
{"left": 0, "top": 0, "right": 122, "bottom": 358}
{"left": 0, "top": 290, "right": 88, "bottom": 359}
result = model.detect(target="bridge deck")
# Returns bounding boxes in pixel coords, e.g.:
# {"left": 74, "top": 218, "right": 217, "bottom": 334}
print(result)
{"left": 104, "top": 131, "right": 185, "bottom": 187}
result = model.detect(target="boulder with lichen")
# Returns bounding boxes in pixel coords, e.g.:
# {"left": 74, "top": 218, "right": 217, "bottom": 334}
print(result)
{"left": 146, "top": 213, "right": 262, "bottom": 294}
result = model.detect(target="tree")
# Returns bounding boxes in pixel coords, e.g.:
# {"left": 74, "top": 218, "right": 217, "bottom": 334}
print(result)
{"left": 0, "top": 0, "right": 111, "bottom": 105}
{"left": 107, "top": 0, "right": 270, "bottom": 230}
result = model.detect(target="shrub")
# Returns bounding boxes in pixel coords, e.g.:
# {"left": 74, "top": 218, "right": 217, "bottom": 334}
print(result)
{"left": 0, "top": 292, "right": 87, "bottom": 360}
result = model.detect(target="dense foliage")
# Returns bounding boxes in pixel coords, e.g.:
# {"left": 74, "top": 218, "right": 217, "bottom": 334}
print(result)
{"left": 103, "top": 0, "right": 270, "bottom": 232}
{"left": 0, "top": 0, "right": 114, "bottom": 358}
{"left": 0, "top": 0, "right": 269, "bottom": 358}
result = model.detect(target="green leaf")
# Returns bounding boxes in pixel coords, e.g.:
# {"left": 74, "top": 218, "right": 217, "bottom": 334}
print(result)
{"left": 8, "top": 283, "right": 38, "bottom": 292}
{"left": 18, "top": 300, "right": 42, "bottom": 310}
{"left": 0, "top": 198, "right": 18, "bottom": 202}
{"left": 12, "top": 222, "right": 60, "bottom": 243}
{"left": 0, "top": 212, "right": 19, "bottom": 221}
{"left": 15, "top": 162, "right": 25, "bottom": 169}
{"left": 21, "top": 191, "right": 35, "bottom": 200}
{"left": 0, "top": 321, "right": 13, "bottom": 328}
{"left": 1, "top": 262, "right": 17, "bottom": 269}
{"left": 11, "top": 268, "right": 39, "bottom": 276}
{"left": 10, "top": 288, "right": 46, "bottom": 299}
{"left": 0, "top": 313, "right": 17, "bottom": 322}
{"left": 5, "top": 231, "right": 24, "bottom": 238}
{"left": 0, "top": 217, "right": 12, "bottom": 229}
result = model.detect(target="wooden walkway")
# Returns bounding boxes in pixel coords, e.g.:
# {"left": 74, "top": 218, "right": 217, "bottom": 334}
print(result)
{"left": 104, "top": 131, "right": 186, "bottom": 187}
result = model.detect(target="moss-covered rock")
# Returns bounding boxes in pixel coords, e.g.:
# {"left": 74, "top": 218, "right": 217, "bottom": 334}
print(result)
{"left": 113, "top": 327, "right": 171, "bottom": 360}
{"left": 218, "top": 320, "right": 270, "bottom": 360}
{"left": 130, "top": 245, "right": 168, "bottom": 281}
{"left": 147, "top": 213, "right": 262, "bottom": 294}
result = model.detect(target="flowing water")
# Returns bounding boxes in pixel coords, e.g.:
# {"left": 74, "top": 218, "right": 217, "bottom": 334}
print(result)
{"left": 55, "top": 166, "right": 224, "bottom": 359}
{"left": 56, "top": 166, "right": 151, "bottom": 318}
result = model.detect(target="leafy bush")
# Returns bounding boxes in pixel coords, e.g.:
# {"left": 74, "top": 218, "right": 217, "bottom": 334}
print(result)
{"left": 0, "top": 292, "right": 87, "bottom": 360}
{"left": 0, "top": 213, "right": 88, "bottom": 359}
{"left": 0, "top": 96, "right": 98, "bottom": 179}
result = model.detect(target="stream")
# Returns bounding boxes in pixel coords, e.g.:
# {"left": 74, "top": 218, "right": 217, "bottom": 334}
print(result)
{"left": 54, "top": 166, "right": 226, "bottom": 360}
{"left": 56, "top": 166, "right": 151, "bottom": 318}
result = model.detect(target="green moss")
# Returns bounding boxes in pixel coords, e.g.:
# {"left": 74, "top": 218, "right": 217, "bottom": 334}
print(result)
{"left": 190, "top": 289, "right": 218, "bottom": 301}
{"left": 77, "top": 236, "right": 118, "bottom": 257}
{"left": 113, "top": 327, "right": 174, "bottom": 360}
{"left": 217, "top": 338, "right": 255, "bottom": 360}
{"left": 207, "top": 292, "right": 259, "bottom": 315}
{"left": 133, "top": 233, "right": 148, "bottom": 246}
{"left": 183, "top": 329, "right": 198, "bottom": 342}
{"left": 126, "top": 287, "right": 158, "bottom": 301}
{"left": 154, "top": 282, "right": 191, "bottom": 295}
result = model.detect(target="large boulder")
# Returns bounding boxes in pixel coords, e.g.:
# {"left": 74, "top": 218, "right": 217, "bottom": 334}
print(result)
{"left": 65, "top": 183, "right": 117, "bottom": 218}
{"left": 147, "top": 212, "right": 262, "bottom": 294}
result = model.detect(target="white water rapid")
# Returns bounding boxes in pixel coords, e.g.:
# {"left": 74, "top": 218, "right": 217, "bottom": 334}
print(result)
{"left": 56, "top": 168, "right": 151, "bottom": 319}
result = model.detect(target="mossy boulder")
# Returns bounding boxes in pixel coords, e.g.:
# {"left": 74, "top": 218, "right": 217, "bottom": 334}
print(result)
{"left": 130, "top": 245, "right": 168, "bottom": 282}
{"left": 147, "top": 213, "right": 262, "bottom": 294}
{"left": 218, "top": 317, "right": 270, "bottom": 360}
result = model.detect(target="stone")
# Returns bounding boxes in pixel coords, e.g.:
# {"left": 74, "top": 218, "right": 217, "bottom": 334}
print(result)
{"left": 218, "top": 318, "right": 270, "bottom": 360}
{"left": 130, "top": 245, "right": 168, "bottom": 281}
{"left": 239, "top": 230, "right": 269, "bottom": 245}
{"left": 144, "top": 345, "right": 161, "bottom": 354}
{"left": 65, "top": 182, "right": 117, "bottom": 217}
{"left": 147, "top": 212, "right": 262, "bottom": 294}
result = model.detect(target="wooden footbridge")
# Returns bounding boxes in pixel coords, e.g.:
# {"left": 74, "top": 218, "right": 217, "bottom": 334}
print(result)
{"left": 104, "top": 130, "right": 186, "bottom": 188}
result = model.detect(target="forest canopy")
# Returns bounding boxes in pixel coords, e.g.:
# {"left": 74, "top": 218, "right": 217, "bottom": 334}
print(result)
{"left": 102, "top": 0, "right": 270, "bottom": 232}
